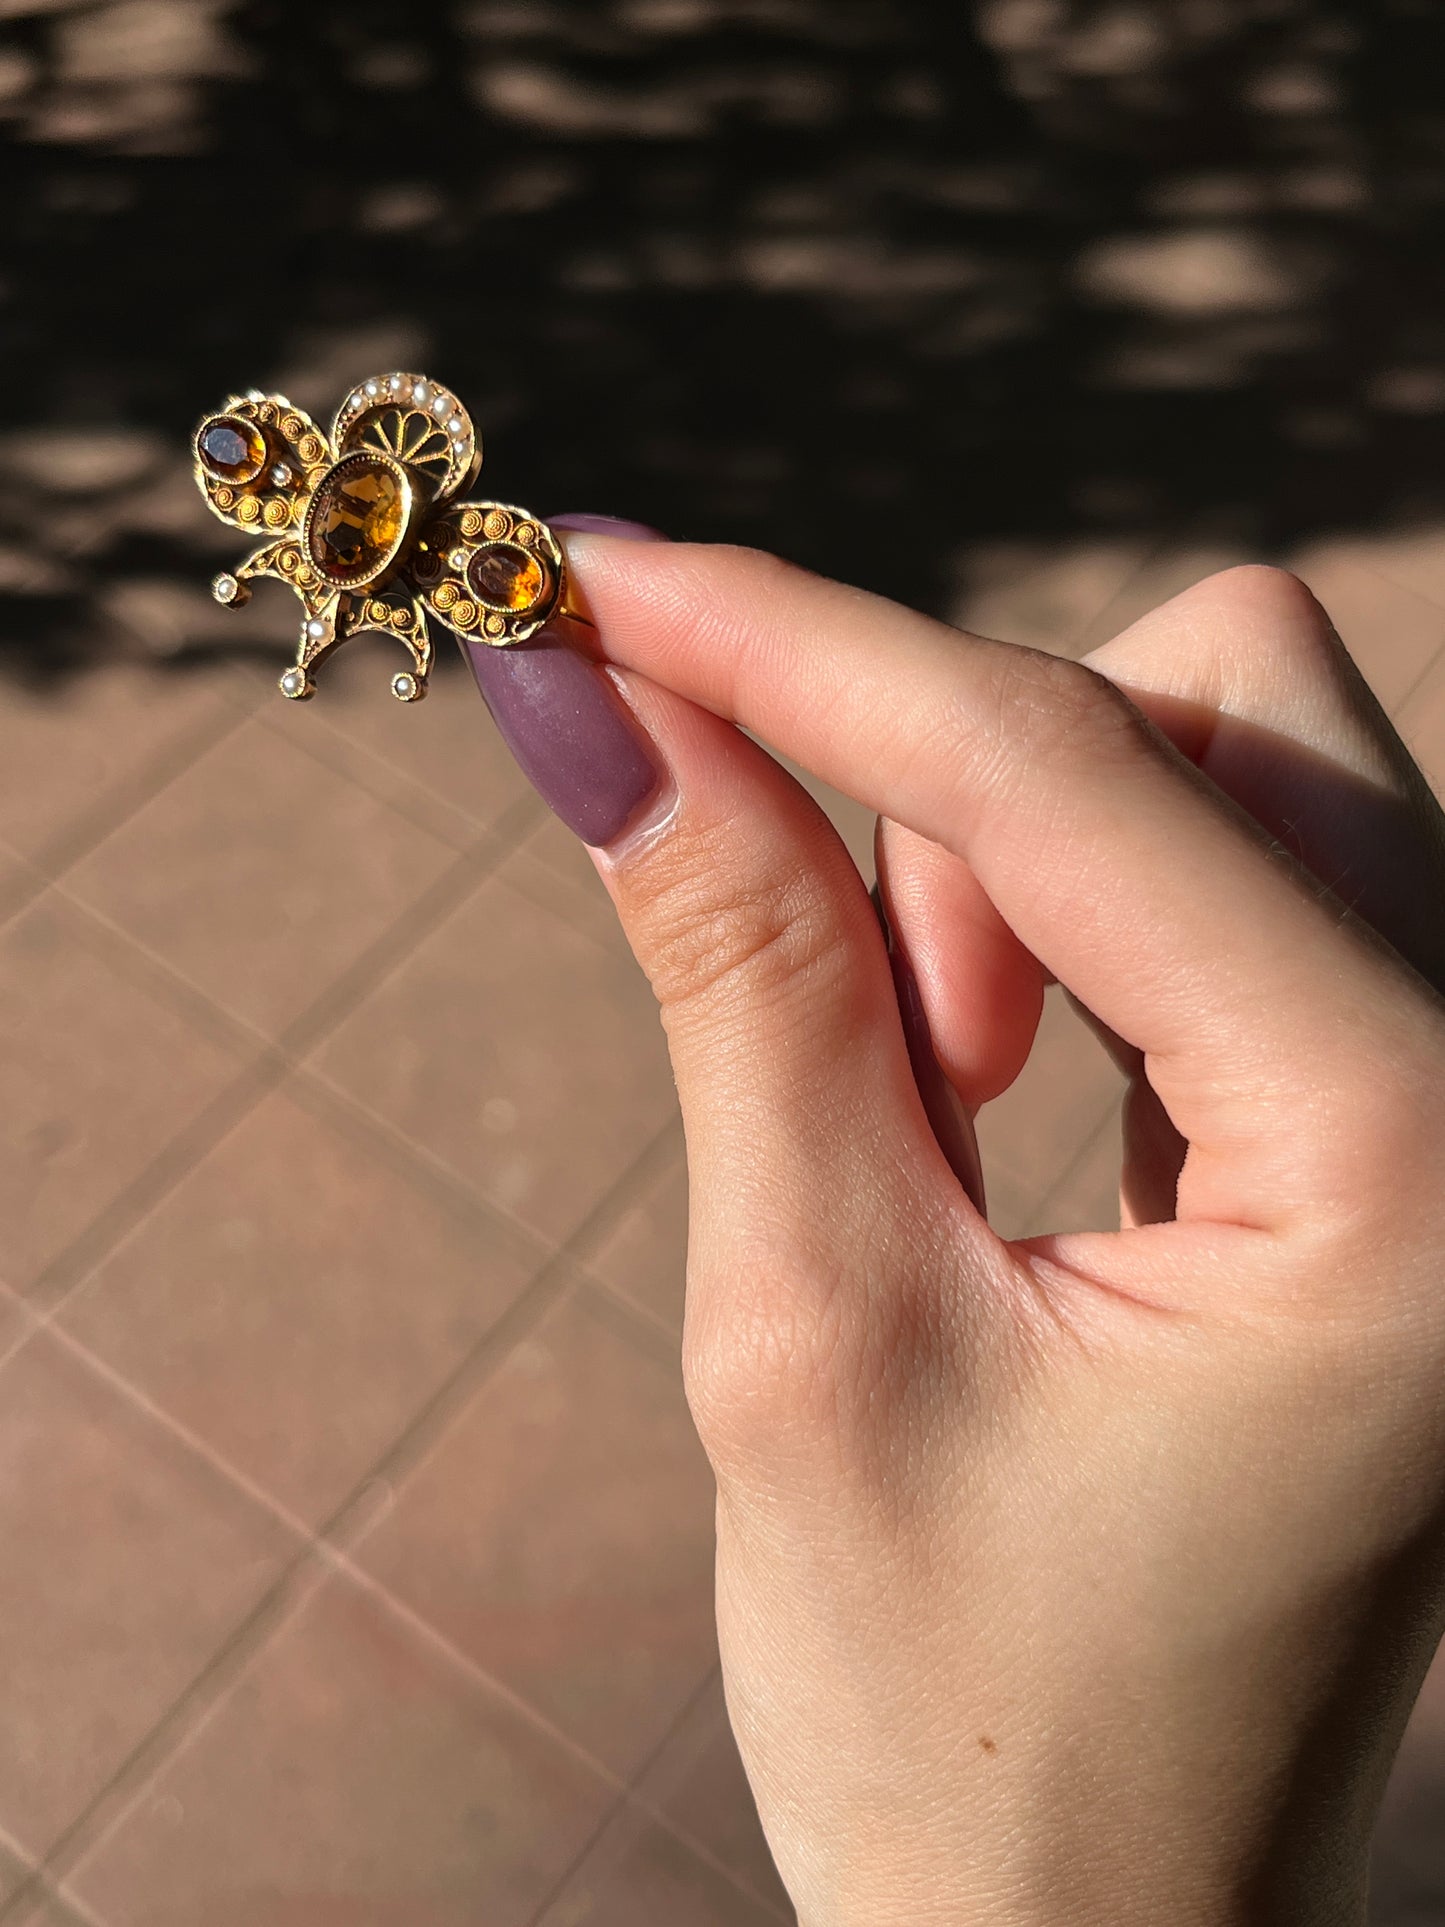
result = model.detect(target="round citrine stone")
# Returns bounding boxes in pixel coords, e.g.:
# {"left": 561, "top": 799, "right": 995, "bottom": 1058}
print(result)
{"left": 307, "top": 455, "right": 410, "bottom": 588}
{"left": 467, "top": 541, "right": 550, "bottom": 613}
{"left": 198, "top": 414, "right": 267, "bottom": 485}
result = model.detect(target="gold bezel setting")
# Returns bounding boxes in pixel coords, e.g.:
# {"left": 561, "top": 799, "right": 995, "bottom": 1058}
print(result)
{"left": 195, "top": 414, "right": 269, "bottom": 488}
{"left": 191, "top": 373, "right": 582, "bottom": 703}
{"left": 302, "top": 450, "right": 417, "bottom": 594}
{"left": 413, "top": 504, "right": 566, "bottom": 648}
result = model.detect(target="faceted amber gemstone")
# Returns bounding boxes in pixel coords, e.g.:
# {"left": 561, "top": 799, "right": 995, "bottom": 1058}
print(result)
{"left": 198, "top": 415, "right": 267, "bottom": 484}
{"left": 467, "top": 541, "right": 550, "bottom": 613}
{"left": 307, "top": 456, "right": 409, "bottom": 586}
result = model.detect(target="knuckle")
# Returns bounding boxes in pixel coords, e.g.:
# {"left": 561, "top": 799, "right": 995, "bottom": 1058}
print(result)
{"left": 682, "top": 1258, "right": 844, "bottom": 1471}
{"left": 642, "top": 860, "right": 853, "bottom": 1024}
{"left": 681, "top": 1201, "right": 970, "bottom": 1488}
{"left": 982, "top": 649, "right": 1144, "bottom": 782}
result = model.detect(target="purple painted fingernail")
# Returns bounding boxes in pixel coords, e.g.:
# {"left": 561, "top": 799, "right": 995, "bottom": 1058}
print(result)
{"left": 464, "top": 517, "right": 667, "bottom": 848}
{"left": 548, "top": 513, "right": 668, "bottom": 541}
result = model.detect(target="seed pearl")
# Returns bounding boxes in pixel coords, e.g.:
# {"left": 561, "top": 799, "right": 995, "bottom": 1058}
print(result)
{"left": 413, "top": 381, "right": 429, "bottom": 404}
{"left": 364, "top": 380, "right": 380, "bottom": 398}
{"left": 306, "top": 619, "right": 327, "bottom": 639}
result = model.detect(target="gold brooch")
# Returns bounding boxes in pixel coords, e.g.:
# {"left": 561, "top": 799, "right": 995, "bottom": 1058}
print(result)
{"left": 192, "top": 373, "right": 583, "bottom": 703}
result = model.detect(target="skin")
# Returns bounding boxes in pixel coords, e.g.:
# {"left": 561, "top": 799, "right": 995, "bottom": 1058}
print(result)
{"left": 557, "top": 541, "right": 1445, "bottom": 1926}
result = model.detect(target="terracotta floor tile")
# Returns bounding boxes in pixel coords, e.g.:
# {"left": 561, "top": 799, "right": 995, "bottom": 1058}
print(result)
{"left": 357, "top": 1292, "right": 718, "bottom": 1778}
{"left": 0, "top": 836, "right": 39, "bottom": 928}
{"left": 10, "top": 1888, "right": 94, "bottom": 1927}
{"left": 0, "top": 897, "right": 248, "bottom": 1291}
{"left": 952, "top": 541, "right": 1153, "bottom": 656}
{"left": 1073, "top": 545, "right": 1258, "bottom": 654}
{"left": 582, "top": 1129, "right": 688, "bottom": 1338}
{"left": 1288, "top": 547, "right": 1445, "bottom": 714}
{"left": 634, "top": 1673, "right": 791, "bottom": 1916}
{"left": 534, "top": 1799, "right": 787, "bottom": 1927}
{"left": 1371, "top": 1640, "right": 1445, "bottom": 1924}
{"left": 1296, "top": 524, "right": 1445, "bottom": 617}
{"left": 67, "top": 1571, "right": 613, "bottom": 1927}
{"left": 0, "top": 664, "right": 244, "bottom": 868}
{"left": 0, "top": 1283, "right": 27, "bottom": 1359}
{"left": 1, "top": 1841, "right": 28, "bottom": 1909}
{"left": 60, "top": 1086, "right": 541, "bottom": 1528}
{"left": 499, "top": 813, "right": 628, "bottom": 955}
{"left": 66, "top": 719, "right": 459, "bottom": 1043}
{"left": 315, "top": 875, "right": 676, "bottom": 1248}
{"left": 259, "top": 646, "right": 542, "bottom": 845}
{"left": 974, "top": 989, "right": 1122, "bottom": 1237}
{"left": 1398, "top": 651, "right": 1445, "bottom": 796}
{"left": 0, "top": 1329, "right": 295, "bottom": 1859}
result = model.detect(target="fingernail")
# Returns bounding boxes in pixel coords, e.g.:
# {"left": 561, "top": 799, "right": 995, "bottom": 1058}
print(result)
{"left": 464, "top": 517, "right": 669, "bottom": 848}
{"left": 549, "top": 513, "right": 668, "bottom": 541}
{"left": 887, "top": 934, "right": 988, "bottom": 1215}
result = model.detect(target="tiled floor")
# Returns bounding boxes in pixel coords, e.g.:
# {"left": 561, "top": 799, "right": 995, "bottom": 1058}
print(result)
{"left": 1, "top": 532, "right": 1444, "bottom": 1923}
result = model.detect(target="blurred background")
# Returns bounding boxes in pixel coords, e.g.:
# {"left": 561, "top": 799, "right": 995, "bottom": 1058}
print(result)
{"left": 1, "top": 1, "right": 1444, "bottom": 1921}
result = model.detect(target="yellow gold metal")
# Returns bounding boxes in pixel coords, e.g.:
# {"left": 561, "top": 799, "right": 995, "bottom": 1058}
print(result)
{"left": 191, "top": 373, "right": 590, "bottom": 705}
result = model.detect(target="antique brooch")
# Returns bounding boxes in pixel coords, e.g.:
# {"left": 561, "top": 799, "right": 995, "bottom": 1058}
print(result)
{"left": 192, "top": 373, "right": 585, "bottom": 703}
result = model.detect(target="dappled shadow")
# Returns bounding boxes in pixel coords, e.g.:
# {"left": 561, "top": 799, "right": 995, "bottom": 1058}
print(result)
{"left": 1, "top": 0, "right": 1444, "bottom": 685}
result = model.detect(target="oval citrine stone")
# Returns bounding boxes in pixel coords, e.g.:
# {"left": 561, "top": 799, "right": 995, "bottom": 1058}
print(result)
{"left": 307, "top": 455, "right": 410, "bottom": 588}
{"left": 197, "top": 415, "right": 267, "bottom": 485}
{"left": 467, "top": 541, "right": 550, "bottom": 613}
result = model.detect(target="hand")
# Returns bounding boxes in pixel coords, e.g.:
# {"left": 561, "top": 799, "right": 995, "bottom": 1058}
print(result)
{"left": 556, "top": 541, "right": 1445, "bottom": 1926}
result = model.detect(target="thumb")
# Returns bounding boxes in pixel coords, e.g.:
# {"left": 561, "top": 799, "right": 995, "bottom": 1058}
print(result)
{"left": 592, "top": 671, "right": 964, "bottom": 1261}
{"left": 578, "top": 668, "right": 990, "bottom": 1462}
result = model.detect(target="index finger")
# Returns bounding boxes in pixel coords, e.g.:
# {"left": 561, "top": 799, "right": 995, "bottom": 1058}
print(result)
{"left": 561, "top": 539, "right": 1433, "bottom": 1225}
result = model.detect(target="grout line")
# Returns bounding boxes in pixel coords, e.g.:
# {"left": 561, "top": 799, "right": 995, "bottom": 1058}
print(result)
{"left": 568, "top": 1120, "right": 681, "bottom": 1267}
{"left": 1394, "top": 630, "right": 1445, "bottom": 722}
{"left": 277, "top": 799, "right": 543, "bottom": 1063}
{"left": 15, "top": 1881, "right": 107, "bottom": 1927}
{"left": 0, "top": 703, "right": 771, "bottom": 1914}
{"left": 39, "top": 886, "right": 278, "bottom": 1064}
{"left": 0, "top": 1115, "right": 706, "bottom": 1915}
{"left": 0, "top": 1822, "right": 31, "bottom": 1882}
{"left": 3, "top": 1286, "right": 320, "bottom": 1551}
{"left": 516, "top": 1661, "right": 794, "bottom": 1927}
{"left": 283, "top": 1059, "right": 607, "bottom": 1268}
{"left": 0, "top": 1546, "right": 338, "bottom": 1925}
{"left": 280, "top": 1070, "right": 555, "bottom": 1272}
{"left": 577, "top": 1273, "right": 684, "bottom": 1371}
{"left": 584, "top": 1273, "right": 684, "bottom": 1354}
{"left": 18, "top": 674, "right": 262, "bottom": 894}
{"left": 247, "top": 682, "right": 528, "bottom": 856}
{"left": 1055, "top": 529, "right": 1183, "bottom": 655}
{"left": 23, "top": 802, "right": 537, "bottom": 1315}
{"left": 315, "top": 1116, "right": 686, "bottom": 1572}
{"left": 24, "top": 1056, "right": 286, "bottom": 1317}
{"left": 0, "top": 846, "right": 51, "bottom": 933}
